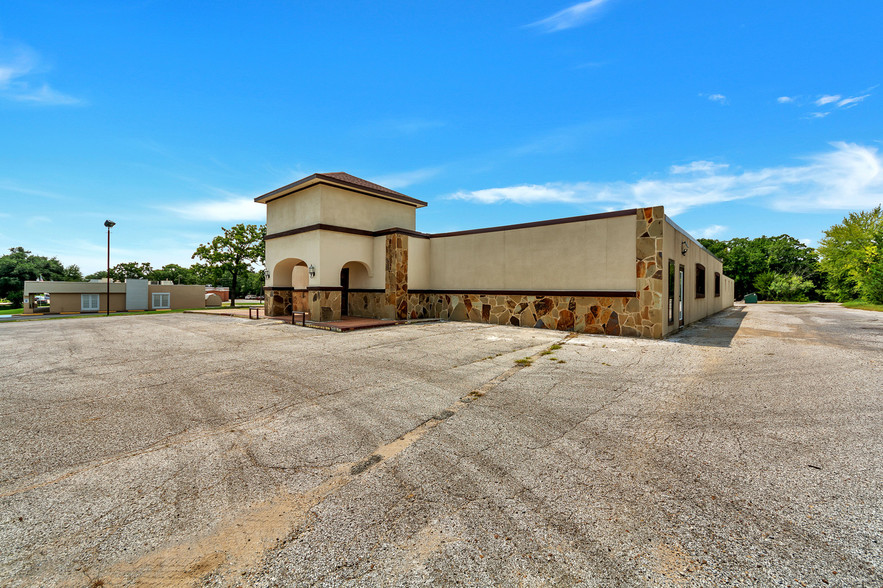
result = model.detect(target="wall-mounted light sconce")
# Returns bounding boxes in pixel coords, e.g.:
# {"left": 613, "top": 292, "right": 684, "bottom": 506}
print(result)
{"left": 263, "top": 269, "right": 270, "bottom": 280}
{"left": 681, "top": 240, "right": 689, "bottom": 256}
{"left": 308, "top": 264, "right": 316, "bottom": 278}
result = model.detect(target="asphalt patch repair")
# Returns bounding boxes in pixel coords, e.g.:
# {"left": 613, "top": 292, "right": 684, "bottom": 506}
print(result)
{"left": 0, "top": 303, "right": 881, "bottom": 586}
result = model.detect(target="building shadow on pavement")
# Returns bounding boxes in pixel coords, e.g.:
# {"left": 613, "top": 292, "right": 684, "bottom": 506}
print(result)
{"left": 666, "top": 305, "right": 748, "bottom": 348}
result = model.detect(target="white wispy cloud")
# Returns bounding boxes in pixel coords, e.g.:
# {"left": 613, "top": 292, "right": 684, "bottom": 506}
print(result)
{"left": 371, "top": 166, "right": 443, "bottom": 190}
{"left": 450, "top": 142, "right": 883, "bottom": 216}
{"left": 527, "top": 0, "right": 615, "bottom": 33}
{"left": 837, "top": 94, "right": 869, "bottom": 108}
{"left": 706, "top": 93, "right": 727, "bottom": 105}
{"left": 691, "top": 225, "right": 728, "bottom": 239}
{"left": 815, "top": 94, "right": 841, "bottom": 106}
{"left": 165, "top": 196, "right": 265, "bottom": 222}
{"left": 780, "top": 88, "right": 874, "bottom": 117}
{"left": 0, "top": 41, "right": 81, "bottom": 105}
{"left": 670, "top": 161, "right": 729, "bottom": 175}
{"left": 25, "top": 216, "right": 52, "bottom": 228}
{"left": 0, "top": 180, "right": 68, "bottom": 200}
{"left": 359, "top": 118, "right": 445, "bottom": 137}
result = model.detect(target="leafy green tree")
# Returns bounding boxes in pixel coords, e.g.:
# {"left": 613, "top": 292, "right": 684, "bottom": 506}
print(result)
{"left": 818, "top": 206, "right": 883, "bottom": 302}
{"left": 0, "top": 247, "right": 68, "bottom": 307}
{"left": 768, "top": 274, "right": 815, "bottom": 302}
{"left": 84, "top": 270, "right": 108, "bottom": 280}
{"left": 192, "top": 224, "right": 265, "bottom": 307}
{"left": 753, "top": 271, "right": 777, "bottom": 300}
{"left": 148, "top": 263, "right": 196, "bottom": 284}
{"left": 860, "top": 227, "right": 883, "bottom": 304}
{"left": 110, "top": 261, "right": 154, "bottom": 281}
{"left": 64, "top": 264, "right": 84, "bottom": 281}
{"left": 699, "top": 235, "right": 822, "bottom": 300}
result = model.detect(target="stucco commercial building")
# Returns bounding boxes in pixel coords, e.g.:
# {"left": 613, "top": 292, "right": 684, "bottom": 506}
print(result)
{"left": 22, "top": 280, "right": 206, "bottom": 314}
{"left": 258, "top": 172, "right": 734, "bottom": 338}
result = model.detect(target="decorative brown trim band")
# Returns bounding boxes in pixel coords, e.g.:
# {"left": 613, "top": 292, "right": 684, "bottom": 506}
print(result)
{"left": 265, "top": 209, "right": 638, "bottom": 242}
{"left": 263, "top": 286, "right": 308, "bottom": 292}
{"left": 307, "top": 286, "right": 343, "bottom": 292}
{"left": 255, "top": 175, "right": 428, "bottom": 207}
{"left": 409, "top": 289, "right": 638, "bottom": 298}
{"left": 348, "top": 288, "right": 386, "bottom": 293}
{"left": 265, "top": 223, "right": 376, "bottom": 240}
{"left": 373, "top": 227, "right": 431, "bottom": 239}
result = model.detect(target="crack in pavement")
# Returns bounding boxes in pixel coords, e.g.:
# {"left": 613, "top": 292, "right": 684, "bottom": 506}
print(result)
{"left": 94, "top": 333, "right": 575, "bottom": 587}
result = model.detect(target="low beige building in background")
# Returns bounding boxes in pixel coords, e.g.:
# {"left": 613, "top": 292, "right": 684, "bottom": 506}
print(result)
{"left": 22, "top": 279, "right": 206, "bottom": 314}
{"left": 258, "top": 172, "right": 734, "bottom": 338}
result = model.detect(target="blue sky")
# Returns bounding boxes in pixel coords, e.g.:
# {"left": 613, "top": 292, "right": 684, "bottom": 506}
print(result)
{"left": 1, "top": 1, "right": 881, "bottom": 274}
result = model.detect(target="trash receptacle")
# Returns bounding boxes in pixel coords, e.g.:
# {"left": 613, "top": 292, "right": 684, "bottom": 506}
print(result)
{"left": 744, "top": 293, "right": 758, "bottom": 304}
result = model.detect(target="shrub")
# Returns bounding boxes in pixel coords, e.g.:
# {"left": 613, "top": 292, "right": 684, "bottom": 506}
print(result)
{"left": 768, "top": 274, "right": 814, "bottom": 302}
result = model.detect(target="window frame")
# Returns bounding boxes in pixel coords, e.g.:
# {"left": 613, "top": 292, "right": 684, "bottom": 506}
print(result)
{"left": 714, "top": 272, "right": 721, "bottom": 297}
{"left": 667, "top": 259, "right": 675, "bottom": 325}
{"left": 81, "top": 293, "right": 100, "bottom": 312}
{"left": 152, "top": 292, "right": 171, "bottom": 309}
{"left": 695, "top": 263, "right": 706, "bottom": 299}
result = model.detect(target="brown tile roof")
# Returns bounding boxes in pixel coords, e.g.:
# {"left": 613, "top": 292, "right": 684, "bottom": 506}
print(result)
{"left": 254, "top": 172, "right": 427, "bottom": 207}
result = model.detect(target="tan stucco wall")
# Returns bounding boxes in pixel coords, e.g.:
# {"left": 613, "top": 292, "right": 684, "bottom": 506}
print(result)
{"left": 147, "top": 284, "right": 206, "bottom": 310}
{"left": 49, "top": 292, "right": 126, "bottom": 313}
{"left": 316, "top": 230, "right": 377, "bottom": 288}
{"left": 266, "top": 232, "right": 320, "bottom": 288}
{"left": 24, "top": 281, "right": 126, "bottom": 296}
{"left": 266, "top": 189, "right": 322, "bottom": 235}
{"left": 407, "top": 237, "right": 431, "bottom": 290}
{"left": 318, "top": 185, "right": 417, "bottom": 232}
{"left": 427, "top": 215, "right": 636, "bottom": 291}
{"left": 266, "top": 184, "right": 416, "bottom": 235}
{"left": 23, "top": 281, "right": 206, "bottom": 313}
{"left": 661, "top": 219, "right": 734, "bottom": 336}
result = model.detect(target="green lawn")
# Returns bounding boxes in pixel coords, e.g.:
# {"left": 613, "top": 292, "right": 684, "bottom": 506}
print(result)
{"left": 0, "top": 307, "right": 24, "bottom": 315}
{"left": 842, "top": 300, "right": 883, "bottom": 312}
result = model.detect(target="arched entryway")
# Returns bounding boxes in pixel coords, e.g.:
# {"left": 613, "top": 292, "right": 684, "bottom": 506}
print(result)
{"left": 272, "top": 258, "right": 309, "bottom": 289}
{"left": 267, "top": 258, "right": 309, "bottom": 316}
{"left": 340, "top": 261, "right": 371, "bottom": 317}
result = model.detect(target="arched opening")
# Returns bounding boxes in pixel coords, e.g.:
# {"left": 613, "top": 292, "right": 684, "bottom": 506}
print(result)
{"left": 340, "top": 261, "right": 371, "bottom": 317}
{"left": 341, "top": 261, "right": 371, "bottom": 289}
{"left": 272, "top": 258, "right": 309, "bottom": 289}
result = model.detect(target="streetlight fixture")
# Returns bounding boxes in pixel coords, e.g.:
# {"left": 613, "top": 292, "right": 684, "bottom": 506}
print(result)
{"left": 104, "top": 220, "right": 115, "bottom": 316}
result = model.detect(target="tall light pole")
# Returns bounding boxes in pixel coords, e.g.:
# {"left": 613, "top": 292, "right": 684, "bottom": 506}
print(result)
{"left": 104, "top": 220, "right": 115, "bottom": 316}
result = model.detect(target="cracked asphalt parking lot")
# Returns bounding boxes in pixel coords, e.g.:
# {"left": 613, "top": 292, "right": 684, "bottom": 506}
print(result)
{"left": 1, "top": 303, "right": 881, "bottom": 587}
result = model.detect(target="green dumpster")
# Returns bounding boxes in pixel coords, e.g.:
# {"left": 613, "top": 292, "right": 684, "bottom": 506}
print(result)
{"left": 744, "top": 293, "right": 758, "bottom": 304}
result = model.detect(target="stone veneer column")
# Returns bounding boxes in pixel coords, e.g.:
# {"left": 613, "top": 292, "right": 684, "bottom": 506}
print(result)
{"left": 635, "top": 207, "right": 665, "bottom": 338}
{"left": 385, "top": 233, "right": 409, "bottom": 320}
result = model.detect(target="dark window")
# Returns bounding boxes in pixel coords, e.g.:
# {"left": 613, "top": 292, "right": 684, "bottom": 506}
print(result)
{"left": 695, "top": 264, "right": 706, "bottom": 298}
{"left": 668, "top": 259, "right": 675, "bottom": 325}
{"left": 714, "top": 272, "right": 721, "bottom": 297}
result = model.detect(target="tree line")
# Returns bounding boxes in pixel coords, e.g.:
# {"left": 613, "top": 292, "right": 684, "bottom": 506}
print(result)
{"left": 3, "top": 208, "right": 882, "bottom": 308}
{"left": 0, "top": 223, "right": 264, "bottom": 308}
{"left": 699, "top": 205, "right": 883, "bottom": 304}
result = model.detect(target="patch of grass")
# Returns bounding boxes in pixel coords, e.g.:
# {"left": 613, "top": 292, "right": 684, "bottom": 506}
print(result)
{"left": 514, "top": 358, "right": 533, "bottom": 366}
{"left": 842, "top": 300, "right": 883, "bottom": 312}
{"left": 547, "top": 356, "right": 558, "bottom": 361}
{"left": 557, "top": 360, "right": 566, "bottom": 364}
{"left": 0, "top": 307, "right": 24, "bottom": 315}
{"left": 539, "top": 350, "right": 553, "bottom": 356}
{"left": 549, "top": 344, "right": 562, "bottom": 350}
